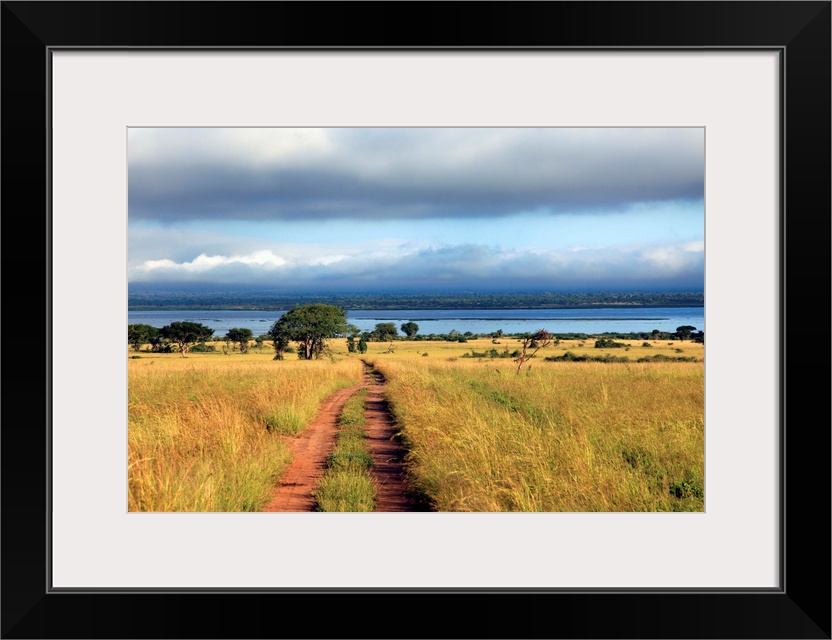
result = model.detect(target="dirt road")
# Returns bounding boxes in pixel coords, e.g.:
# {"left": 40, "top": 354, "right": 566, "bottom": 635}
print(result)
{"left": 362, "top": 366, "right": 428, "bottom": 512}
{"left": 263, "top": 362, "right": 426, "bottom": 512}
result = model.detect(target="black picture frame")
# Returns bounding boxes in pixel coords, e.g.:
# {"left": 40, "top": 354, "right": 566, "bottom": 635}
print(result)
{"left": 2, "top": 2, "right": 829, "bottom": 638}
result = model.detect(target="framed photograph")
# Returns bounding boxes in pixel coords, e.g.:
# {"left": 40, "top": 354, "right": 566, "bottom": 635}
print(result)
{"left": 3, "top": 2, "right": 829, "bottom": 638}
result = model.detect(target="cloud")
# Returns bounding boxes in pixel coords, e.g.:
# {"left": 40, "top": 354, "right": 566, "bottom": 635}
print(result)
{"left": 128, "top": 127, "right": 704, "bottom": 223}
{"left": 129, "top": 240, "right": 704, "bottom": 291}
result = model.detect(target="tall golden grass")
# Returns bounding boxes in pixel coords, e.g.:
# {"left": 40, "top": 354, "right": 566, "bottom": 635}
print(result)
{"left": 370, "top": 357, "right": 704, "bottom": 512}
{"left": 128, "top": 353, "right": 363, "bottom": 511}
{"left": 356, "top": 336, "right": 703, "bottom": 363}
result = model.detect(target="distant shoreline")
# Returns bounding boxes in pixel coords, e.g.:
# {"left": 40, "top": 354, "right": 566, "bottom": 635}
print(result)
{"left": 128, "top": 291, "right": 704, "bottom": 312}
{"left": 129, "top": 304, "right": 704, "bottom": 311}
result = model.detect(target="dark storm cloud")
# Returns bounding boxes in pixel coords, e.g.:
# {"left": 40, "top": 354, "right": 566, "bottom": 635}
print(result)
{"left": 128, "top": 128, "right": 704, "bottom": 223}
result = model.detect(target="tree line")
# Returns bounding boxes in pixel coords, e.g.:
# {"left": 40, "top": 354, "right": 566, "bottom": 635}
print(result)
{"left": 128, "top": 289, "right": 705, "bottom": 311}
{"left": 128, "top": 304, "right": 703, "bottom": 359}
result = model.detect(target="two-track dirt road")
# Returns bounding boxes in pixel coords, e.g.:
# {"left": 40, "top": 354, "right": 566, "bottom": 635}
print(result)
{"left": 262, "top": 362, "right": 426, "bottom": 512}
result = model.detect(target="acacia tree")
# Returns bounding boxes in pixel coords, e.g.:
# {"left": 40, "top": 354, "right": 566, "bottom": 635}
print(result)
{"left": 675, "top": 325, "right": 697, "bottom": 341}
{"left": 400, "top": 321, "right": 419, "bottom": 338}
{"left": 159, "top": 321, "right": 214, "bottom": 357}
{"left": 514, "top": 329, "right": 553, "bottom": 374}
{"left": 268, "top": 304, "right": 349, "bottom": 360}
{"left": 225, "top": 327, "right": 254, "bottom": 353}
{"left": 372, "top": 322, "right": 398, "bottom": 342}
{"left": 128, "top": 323, "right": 158, "bottom": 352}
{"left": 270, "top": 332, "right": 290, "bottom": 360}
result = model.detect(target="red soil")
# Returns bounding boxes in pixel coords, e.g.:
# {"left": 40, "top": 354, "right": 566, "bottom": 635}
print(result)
{"left": 262, "top": 363, "right": 426, "bottom": 512}
{"left": 362, "top": 368, "right": 427, "bottom": 512}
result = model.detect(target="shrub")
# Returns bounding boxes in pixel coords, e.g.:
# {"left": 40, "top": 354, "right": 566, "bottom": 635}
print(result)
{"left": 462, "top": 348, "right": 517, "bottom": 360}
{"left": 544, "top": 351, "right": 630, "bottom": 363}
{"left": 594, "top": 337, "right": 626, "bottom": 349}
{"left": 545, "top": 351, "right": 586, "bottom": 362}
{"left": 636, "top": 354, "right": 697, "bottom": 363}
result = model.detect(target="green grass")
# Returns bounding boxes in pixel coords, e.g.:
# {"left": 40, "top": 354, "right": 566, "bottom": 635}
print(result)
{"left": 314, "top": 388, "right": 377, "bottom": 512}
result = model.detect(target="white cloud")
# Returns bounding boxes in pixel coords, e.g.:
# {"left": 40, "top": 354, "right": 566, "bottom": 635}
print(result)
{"left": 235, "top": 250, "right": 288, "bottom": 267}
{"left": 133, "top": 250, "right": 287, "bottom": 276}
{"left": 639, "top": 241, "right": 705, "bottom": 272}
{"left": 129, "top": 240, "right": 704, "bottom": 290}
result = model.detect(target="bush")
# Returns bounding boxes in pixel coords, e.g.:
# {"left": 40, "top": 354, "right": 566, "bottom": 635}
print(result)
{"left": 594, "top": 337, "right": 626, "bottom": 349}
{"left": 461, "top": 348, "right": 521, "bottom": 360}
{"left": 546, "top": 351, "right": 587, "bottom": 362}
{"left": 635, "top": 354, "right": 697, "bottom": 363}
{"left": 545, "top": 351, "right": 629, "bottom": 363}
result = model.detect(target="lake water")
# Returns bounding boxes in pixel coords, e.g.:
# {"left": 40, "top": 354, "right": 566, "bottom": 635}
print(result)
{"left": 127, "top": 307, "right": 704, "bottom": 337}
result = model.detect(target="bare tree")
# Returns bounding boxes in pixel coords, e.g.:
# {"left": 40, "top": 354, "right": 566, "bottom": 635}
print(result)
{"left": 514, "top": 329, "right": 553, "bottom": 374}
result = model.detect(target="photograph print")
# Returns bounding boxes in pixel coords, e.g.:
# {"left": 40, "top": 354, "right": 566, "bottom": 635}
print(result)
{"left": 127, "top": 127, "right": 705, "bottom": 513}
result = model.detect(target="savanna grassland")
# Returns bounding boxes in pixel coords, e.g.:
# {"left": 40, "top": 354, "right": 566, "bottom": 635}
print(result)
{"left": 127, "top": 336, "right": 704, "bottom": 512}
{"left": 363, "top": 337, "right": 704, "bottom": 512}
{"left": 128, "top": 353, "right": 363, "bottom": 511}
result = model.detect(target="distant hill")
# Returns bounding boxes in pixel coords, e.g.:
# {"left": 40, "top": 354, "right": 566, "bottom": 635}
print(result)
{"left": 128, "top": 288, "right": 704, "bottom": 310}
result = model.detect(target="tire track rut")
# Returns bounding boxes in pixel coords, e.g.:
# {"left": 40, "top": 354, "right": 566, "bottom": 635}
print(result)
{"left": 362, "top": 363, "right": 429, "bottom": 512}
{"left": 263, "top": 362, "right": 426, "bottom": 512}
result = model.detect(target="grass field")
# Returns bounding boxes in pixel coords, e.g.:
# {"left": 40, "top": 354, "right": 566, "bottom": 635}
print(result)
{"left": 127, "top": 336, "right": 704, "bottom": 512}
{"left": 356, "top": 336, "right": 704, "bottom": 512}
{"left": 128, "top": 352, "right": 363, "bottom": 511}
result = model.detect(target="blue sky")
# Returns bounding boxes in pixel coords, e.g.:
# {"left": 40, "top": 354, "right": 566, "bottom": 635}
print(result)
{"left": 128, "top": 128, "right": 704, "bottom": 293}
